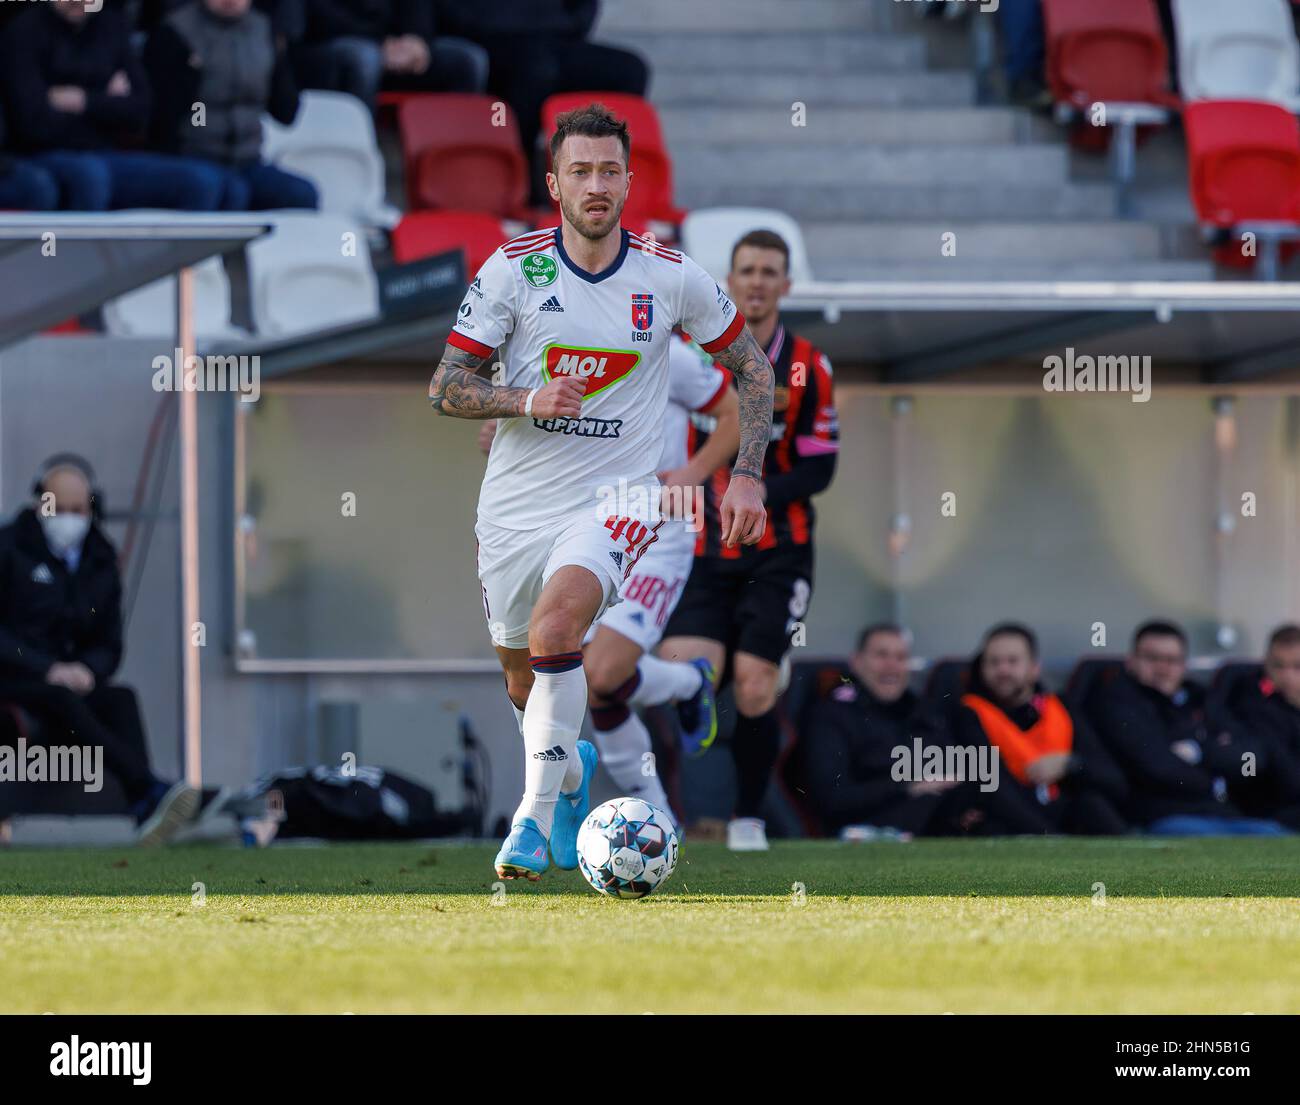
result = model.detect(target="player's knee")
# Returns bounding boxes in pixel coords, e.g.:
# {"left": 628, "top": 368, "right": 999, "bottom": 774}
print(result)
{"left": 530, "top": 609, "right": 585, "bottom": 660}
{"left": 733, "top": 670, "right": 778, "bottom": 717}
{"left": 504, "top": 673, "right": 533, "bottom": 708}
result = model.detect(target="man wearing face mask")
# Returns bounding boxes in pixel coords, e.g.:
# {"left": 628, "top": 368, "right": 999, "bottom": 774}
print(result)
{"left": 0, "top": 456, "right": 199, "bottom": 844}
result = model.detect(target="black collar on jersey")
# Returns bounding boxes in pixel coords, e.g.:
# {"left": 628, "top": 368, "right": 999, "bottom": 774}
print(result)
{"left": 553, "top": 227, "right": 630, "bottom": 284}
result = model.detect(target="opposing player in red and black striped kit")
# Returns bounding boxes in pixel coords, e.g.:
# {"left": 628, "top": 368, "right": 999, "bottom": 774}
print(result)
{"left": 661, "top": 229, "right": 838, "bottom": 851}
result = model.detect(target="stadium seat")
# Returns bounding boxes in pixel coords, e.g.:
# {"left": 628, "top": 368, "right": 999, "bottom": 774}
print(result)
{"left": 680, "top": 208, "right": 815, "bottom": 284}
{"left": 540, "top": 93, "right": 686, "bottom": 233}
{"left": 1042, "top": 0, "right": 1176, "bottom": 213}
{"left": 246, "top": 214, "right": 380, "bottom": 338}
{"left": 103, "top": 256, "right": 245, "bottom": 341}
{"left": 775, "top": 659, "right": 852, "bottom": 839}
{"left": 391, "top": 211, "right": 510, "bottom": 273}
{"left": 1044, "top": 0, "right": 1175, "bottom": 109}
{"left": 1063, "top": 656, "right": 1125, "bottom": 711}
{"left": 1184, "top": 99, "right": 1300, "bottom": 277}
{"left": 398, "top": 94, "right": 531, "bottom": 219}
{"left": 262, "top": 91, "right": 398, "bottom": 227}
{"left": 1173, "top": 0, "right": 1300, "bottom": 109}
{"left": 922, "top": 657, "right": 971, "bottom": 732}
{"left": 1206, "top": 659, "right": 1265, "bottom": 728}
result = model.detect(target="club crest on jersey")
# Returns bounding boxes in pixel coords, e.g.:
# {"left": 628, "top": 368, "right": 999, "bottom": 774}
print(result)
{"left": 632, "top": 293, "right": 653, "bottom": 331}
{"left": 542, "top": 344, "right": 641, "bottom": 399}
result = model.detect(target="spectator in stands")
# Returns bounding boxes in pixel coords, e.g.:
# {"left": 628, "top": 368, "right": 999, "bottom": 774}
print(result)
{"left": 145, "top": 0, "right": 319, "bottom": 210}
{"left": 0, "top": 0, "right": 227, "bottom": 211}
{"left": 1086, "top": 620, "right": 1287, "bottom": 835}
{"left": 954, "top": 623, "right": 1130, "bottom": 834}
{"left": 0, "top": 457, "right": 199, "bottom": 844}
{"left": 0, "top": 111, "right": 58, "bottom": 212}
{"left": 999, "top": 0, "right": 1050, "bottom": 109}
{"left": 437, "top": 0, "right": 649, "bottom": 205}
{"left": 292, "top": 1, "right": 487, "bottom": 109}
{"left": 800, "top": 624, "right": 1049, "bottom": 837}
{"left": 1215, "top": 624, "right": 1300, "bottom": 830}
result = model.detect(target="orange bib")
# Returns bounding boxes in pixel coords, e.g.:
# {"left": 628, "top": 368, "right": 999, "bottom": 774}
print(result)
{"left": 961, "top": 692, "right": 1073, "bottom": 787}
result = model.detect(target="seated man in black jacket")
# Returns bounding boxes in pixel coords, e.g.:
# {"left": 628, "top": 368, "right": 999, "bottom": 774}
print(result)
{"left": 953, "top": 623, "right": 1130, "bottom": 835}
{"left": 1217, "top": 624, "right": 1300, "bottom": 829}
{"left": 1086, "top": 620, "right": 1287, "bottom": 835}
{"left": 0, "top": 0, "right": 227, "bottom": 211}
{"left": 801, "top": 624, "right": 1048, "bottom": 837}
{"left": 0, "top": 457, "right": 198, "bottom": 844}
{"left": 293, "top": 0, "right": 486, "bottom": 109}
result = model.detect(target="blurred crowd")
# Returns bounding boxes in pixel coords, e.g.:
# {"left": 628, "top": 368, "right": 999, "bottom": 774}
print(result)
{"left": 0, "top": 0, "right": 647, "bottom": 213}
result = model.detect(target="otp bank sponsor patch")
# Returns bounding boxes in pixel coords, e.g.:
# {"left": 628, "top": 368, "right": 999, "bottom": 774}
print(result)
{"left": 542, "top": 345, "right": 641, "bottom": 398}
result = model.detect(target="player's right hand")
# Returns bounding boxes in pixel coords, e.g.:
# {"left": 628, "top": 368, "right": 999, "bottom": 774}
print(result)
{"left": 529, "top": 376, "right": 585, "bottom": 419}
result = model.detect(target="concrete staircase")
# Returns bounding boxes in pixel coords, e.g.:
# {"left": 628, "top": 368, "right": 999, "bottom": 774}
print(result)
{"left": 594, "top": 0, "right": 1211, "bottom": 281}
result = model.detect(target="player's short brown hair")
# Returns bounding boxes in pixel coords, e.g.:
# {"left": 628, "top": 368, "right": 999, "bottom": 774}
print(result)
{"left": 730, "top": 229, "right": 790, "bottom": 274}
{"left": 549, "top": 103, "right": 631, "bottom": 169}
{"left": 1268, "top": 624, "right": 1300, "bottom": 651}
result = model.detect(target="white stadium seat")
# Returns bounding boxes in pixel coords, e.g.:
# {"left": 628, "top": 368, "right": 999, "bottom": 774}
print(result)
{"left": 262, "top": 91, "right": 399, "bottom": 226}
{"left": 102, "top": 255, "right": 245, "bottom": 341}
{"left": 1173, "top": 0, "right": 1300, "bottom": 108}
{"left": 246, "top": 213, "right": 380, "bottom": 339}
{"left": 680, "top": 208, "right": 814, "bottom": 285}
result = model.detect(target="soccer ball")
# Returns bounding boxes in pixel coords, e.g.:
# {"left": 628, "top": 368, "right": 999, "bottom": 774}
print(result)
{"left": 576, "top": 797, "right": 679, "bottom": 899}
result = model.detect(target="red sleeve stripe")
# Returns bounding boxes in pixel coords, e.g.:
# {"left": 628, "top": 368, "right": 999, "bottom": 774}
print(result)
{"left": 698, "top": 368, "right": 733, "bottom": 412}
{"left": 699, "top": 312, "right": 745, "bottom": 354}
{"left": 447, "top": 330, "right": 494, "bottom": 357}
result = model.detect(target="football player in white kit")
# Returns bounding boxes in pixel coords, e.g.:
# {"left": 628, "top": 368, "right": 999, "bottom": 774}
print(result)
{"left": 480, "top": 335, "right": 740, "bottom": 828}
{"left": 428, "top": 104, "right": 775, "bottom": 881}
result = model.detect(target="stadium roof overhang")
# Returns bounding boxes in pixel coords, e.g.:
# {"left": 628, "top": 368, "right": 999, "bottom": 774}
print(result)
{"left": 0, "top": 214, "right": 270, "bottom": 351}
{"left": 781, "top": 281, "right": 1300, "bottom": 386}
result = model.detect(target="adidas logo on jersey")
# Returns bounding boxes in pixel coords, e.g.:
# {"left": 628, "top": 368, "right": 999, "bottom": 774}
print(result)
{"left": 532, "top": 745, "right": 569, "bottom": 762}
{"left": 538, "top": 296, "right": 564, "bottom": 312}
{"left": 609, "top": 550, "right": 624, "bottom": 569}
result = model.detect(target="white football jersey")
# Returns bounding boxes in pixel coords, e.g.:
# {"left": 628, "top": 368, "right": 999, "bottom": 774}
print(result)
{"left": 662, "top": 335, "right": 730, "bottom": 473}
{"left": 449, "top": 227, "right": 743, "bottom": 530}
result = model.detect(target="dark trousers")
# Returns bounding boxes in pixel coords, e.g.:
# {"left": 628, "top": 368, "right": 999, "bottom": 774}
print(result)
{"left": 0, "top": 681, "right": 156, "bottom": 802}
{"left": 28, "top": 150, "right": 228, "bottom": 212}
{"left": 998, "top": 0, "right": 1045, "bottom": 84}
{"left": 479, "top": 35, "right": 650, "bottom": 203}
{"left": 0, "top": 159, "right": 59, "bottom": 210}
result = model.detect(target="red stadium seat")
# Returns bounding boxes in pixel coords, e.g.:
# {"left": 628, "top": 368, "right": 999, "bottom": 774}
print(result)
{"left": 540, "top": 93, "right": 686, "bottom": 229}
{"left": 397, "top": 94, "right": 530, "bottom": 219}
{"left": 391, "top": 210, "right": 510, "bottom": 274}
{"left": 1043, "top": 0, "right": 1175, "bottom": 110}
{"left": 1186, "top": 101, "right": 1300, "bottom": 225}
{"left": 1185, "top": 100, "right": 1300, "bottom": 273}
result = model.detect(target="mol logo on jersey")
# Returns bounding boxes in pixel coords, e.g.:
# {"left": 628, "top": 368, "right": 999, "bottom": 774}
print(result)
{"left": 542, "top": 344, "right": 641, "bottom": 399}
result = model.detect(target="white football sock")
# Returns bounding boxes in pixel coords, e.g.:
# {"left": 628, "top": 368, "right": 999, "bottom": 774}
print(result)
{"left": 627, "top": 654, "right": 705, "bottom": 708}
{"left": 510, "top": 701, "right": 525, "bottom": 736}
{"left": 590, "top": 713, "right": 673, "bottom": 825}
{"left": 513, "top": 664, "right": 588, "bottom": 835}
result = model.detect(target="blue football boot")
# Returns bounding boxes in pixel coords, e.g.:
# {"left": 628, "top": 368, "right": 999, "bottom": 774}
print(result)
{"left": 551, "top": 740, "right": 598, "bottom": 870}
{"left": 677, "top": 658, "right": 718, "bottom": 759}
{"left": 494, "top": 817, "right": 549, "bottom": 881}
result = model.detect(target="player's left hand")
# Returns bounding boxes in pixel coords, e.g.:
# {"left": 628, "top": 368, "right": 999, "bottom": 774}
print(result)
{"left": 720, "top": 473, "right": 766, "bottom": 547}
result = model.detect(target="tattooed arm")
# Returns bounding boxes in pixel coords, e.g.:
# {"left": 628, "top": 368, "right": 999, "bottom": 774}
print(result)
{"left": 710, "top": 326, "right": 775, "bottom": 546}
{"left": 428, "top": 343, "right": 584, "bottom": 420}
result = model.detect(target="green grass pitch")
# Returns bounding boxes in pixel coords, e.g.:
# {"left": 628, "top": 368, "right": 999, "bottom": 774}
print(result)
{"left": 2, "top": 838, "right": 1299, "bottom": 1014}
